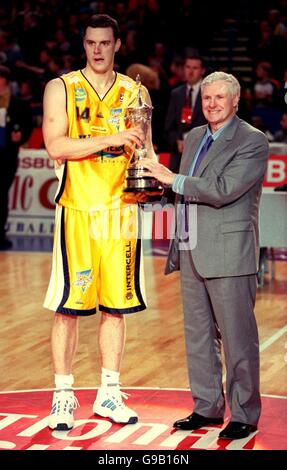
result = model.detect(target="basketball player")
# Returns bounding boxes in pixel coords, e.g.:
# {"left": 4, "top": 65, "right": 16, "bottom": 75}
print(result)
{"left": 43, "top": 14, "right": 156, "bottom": 430}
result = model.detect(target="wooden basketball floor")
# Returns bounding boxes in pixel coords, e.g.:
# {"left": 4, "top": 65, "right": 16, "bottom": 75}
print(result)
{"left": 0, "top": 251, "right": 286, "bottom": 397}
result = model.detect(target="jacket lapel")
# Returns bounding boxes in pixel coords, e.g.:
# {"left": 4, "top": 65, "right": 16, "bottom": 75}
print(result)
{"left": 180, "top": 126, "right": 206, "bottom": 175}
{"left": 196, "top": 116, "right": 240, "bottom": 176}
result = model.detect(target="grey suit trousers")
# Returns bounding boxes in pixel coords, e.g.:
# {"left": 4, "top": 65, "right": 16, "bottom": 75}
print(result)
{"left": 180, "top": 250, "right": 261, "bottom": 425}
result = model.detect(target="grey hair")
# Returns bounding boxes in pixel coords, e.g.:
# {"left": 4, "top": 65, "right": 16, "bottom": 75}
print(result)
{"left": 201, "top": 71, "right": 241, "bottom": 97}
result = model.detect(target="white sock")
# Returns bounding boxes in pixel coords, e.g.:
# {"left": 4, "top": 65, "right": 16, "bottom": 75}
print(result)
{"left": 101, "top": 368, "right": 120, "bottom": 388}
{"left": 55, "top": 374, "right": 74, "bottom": 390}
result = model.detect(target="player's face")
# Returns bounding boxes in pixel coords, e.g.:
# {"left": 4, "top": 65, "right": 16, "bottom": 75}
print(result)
{"left": 84, "top": 27, "right": 121, "bottom": 73}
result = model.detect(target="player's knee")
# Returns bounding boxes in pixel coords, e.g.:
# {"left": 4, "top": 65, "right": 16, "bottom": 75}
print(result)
{"left": 101, "top": 311, "right": 124, "bottom": 322}
{"left": 54, "top": 312, "right": 78, "bottom": 325}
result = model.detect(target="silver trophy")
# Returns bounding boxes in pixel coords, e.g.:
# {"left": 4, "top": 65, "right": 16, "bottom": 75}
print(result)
{"left": 124, "top": 75, "right": 163, "bottom": 193}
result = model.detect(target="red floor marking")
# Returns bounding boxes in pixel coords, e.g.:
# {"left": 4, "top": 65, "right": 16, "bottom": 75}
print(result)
{"left": 0, "top": 389, "right": 286, "bottom": 450}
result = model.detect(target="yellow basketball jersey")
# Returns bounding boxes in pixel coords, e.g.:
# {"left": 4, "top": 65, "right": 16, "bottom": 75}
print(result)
{"left": 55, "top": 70, "right": 141, "bottom": 211}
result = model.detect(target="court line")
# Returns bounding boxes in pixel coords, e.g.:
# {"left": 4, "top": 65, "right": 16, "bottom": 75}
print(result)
{"left": 221, "top": 324, "right": 287, "bottom": 384}
{"left": 2, "top": 329, "right": 286, "bottom": 396}
{"left": 259, "top": 324, "right": 287, "bottom": 352}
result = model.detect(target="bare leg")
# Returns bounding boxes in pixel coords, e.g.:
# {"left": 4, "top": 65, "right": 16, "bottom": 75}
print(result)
{"left": 51, "top": 313, "right": 79, "bottom": 374}
{"left": 99, "top": 312, "right": 126, "bottom": 372}
{"left": 94, "top": 313, "right": 138, "bottom": 423}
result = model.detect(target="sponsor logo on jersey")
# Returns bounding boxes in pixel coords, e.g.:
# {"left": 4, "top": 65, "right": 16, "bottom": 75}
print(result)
{"left": 108, "top": 108, "right": 122, "bottom": 127}
{"left": 75, "top": 88, "right": 87, "bottom": 102}
{"left": 73, "top": 269, "right": 93, "bottom": 292}
{"left": 67, "top": 74, "right": 81, "bottom": 84}
{"left": 95, "top": 145, "right": 127, "bottom": 159}
{"left": 110, "top": 108, "right": 122, "bottom": 117}
{"left": 107, "top": 116, "right": 120, "bottom": 125}
{"left": 119, "top": 80, "right": 133, "bottom": 89}
{"left": 90, "top": 125, "right": 107, "bottom": 133}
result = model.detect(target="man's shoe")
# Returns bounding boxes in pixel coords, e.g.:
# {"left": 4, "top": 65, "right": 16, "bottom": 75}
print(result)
{"left": 93, "top": 386, "right": 138, "bottom": 424}
{"left": 173, "top": 412, "right": 224, "bottom": 430}
{"left": 48, "top": 388, "right": 79, "bottom": 430}
{"left": 219, "top": 421, "right": 257, "bottom": 440}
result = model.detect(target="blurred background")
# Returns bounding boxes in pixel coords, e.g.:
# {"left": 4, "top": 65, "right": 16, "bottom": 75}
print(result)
{"left": 0, "top": 0, "right": 286, "bottom": 151}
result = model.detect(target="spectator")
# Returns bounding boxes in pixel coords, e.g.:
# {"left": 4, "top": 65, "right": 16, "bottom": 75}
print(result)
{"left": 0, "top": 65, "right": 32, "bottom": 249}
{"left": 274, "top": 112, "right": 287, "bottom": 143}
{"left": 251, "top": 116, "right": 274, "bottom": 142}
{"left": 252, "top": 61, "right": 280, "bottom": 108}
{"left": 168, "top": 56, "right": 185, "bottom": 89}
{"left": 164, "top": 55, "right": 207, "bottom": 174}
{"left": 126, "top": 62, "right": 168, "bottom": 150}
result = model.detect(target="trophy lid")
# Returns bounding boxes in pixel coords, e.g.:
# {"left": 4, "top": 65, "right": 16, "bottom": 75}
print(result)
{"left": 136, "top": 74, "right": 143, "bottom": 108}
{"left": 126, "top": 73, "right": 153, "bottom": 113}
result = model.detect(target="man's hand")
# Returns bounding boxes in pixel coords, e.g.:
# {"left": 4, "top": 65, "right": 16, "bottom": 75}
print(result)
{"left": 140, "top": 160, "right": 176, "bottom": 186}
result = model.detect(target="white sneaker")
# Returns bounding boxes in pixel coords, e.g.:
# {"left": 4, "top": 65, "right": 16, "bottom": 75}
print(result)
{"left": 93, "top": 386, "right": 138, "bottom": 424}
{"left": 48, "top": 388, "right": 79, "bottom": 430}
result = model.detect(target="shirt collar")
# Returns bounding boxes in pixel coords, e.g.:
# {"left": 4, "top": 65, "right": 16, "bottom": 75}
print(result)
{"left": 206, "top": 117, "right": 234, "bottom": 141}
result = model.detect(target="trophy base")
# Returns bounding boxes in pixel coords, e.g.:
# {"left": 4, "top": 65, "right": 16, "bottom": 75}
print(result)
{"left": 124, "top": 165, "right": 163, "bottom": 194}
{"left": 124, "top": 177, "right": 163, "bottom": 193}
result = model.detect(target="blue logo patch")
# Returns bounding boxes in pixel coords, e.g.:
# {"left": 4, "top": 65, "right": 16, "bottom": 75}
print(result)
{"left": 110, "top": 108, "right": 122, "bottom": 117}
{"left": 75, "top": 88, "right": 87, "bottom": 102}
{"left": 73, "top": 269, "right": 93, "bottom": 292}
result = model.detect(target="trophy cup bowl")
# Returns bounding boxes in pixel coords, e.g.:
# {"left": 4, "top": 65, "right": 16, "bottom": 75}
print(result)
{"left": 124, "top": 79, "right": 163, "bottom": 194}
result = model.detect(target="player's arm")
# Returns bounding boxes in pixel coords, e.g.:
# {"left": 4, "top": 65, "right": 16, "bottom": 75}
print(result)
{"left": 43, "top": 78, "right": 144, "bottom": 161}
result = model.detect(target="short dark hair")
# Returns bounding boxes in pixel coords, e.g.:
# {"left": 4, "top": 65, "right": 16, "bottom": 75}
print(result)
{"left": 84, "top": 14, "right": 120, "bottom": 41}
{"left": 185, "top": 55, "right": 205, "bottom": 68}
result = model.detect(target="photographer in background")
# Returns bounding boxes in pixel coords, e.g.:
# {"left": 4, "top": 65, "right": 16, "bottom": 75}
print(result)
{"left": 0, "top": 65, "right": 33, "bottom": 249}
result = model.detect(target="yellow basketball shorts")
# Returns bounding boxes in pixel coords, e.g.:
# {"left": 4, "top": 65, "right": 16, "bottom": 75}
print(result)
{"left": 44, "top": 205, "right": 147, "bottom": 316}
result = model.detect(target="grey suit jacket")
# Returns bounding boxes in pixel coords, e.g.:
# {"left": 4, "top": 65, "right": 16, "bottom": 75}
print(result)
{"left": 165, "top": 115, "right": 269, "bottom": 278}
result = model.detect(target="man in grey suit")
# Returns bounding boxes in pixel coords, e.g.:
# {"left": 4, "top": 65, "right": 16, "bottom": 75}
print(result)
{"left": 142, "top": 71, "right": 269, "bottom": 440}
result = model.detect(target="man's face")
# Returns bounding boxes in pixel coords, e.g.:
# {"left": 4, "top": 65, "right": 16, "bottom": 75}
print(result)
{"left": 83, "top": 26, "right": 121, "bottom": 73}
{"left": 184, "top": 58, "right": 205, "bottom": 86}
{"left": 202, "top": 80, "right": 239, "bottom": 129}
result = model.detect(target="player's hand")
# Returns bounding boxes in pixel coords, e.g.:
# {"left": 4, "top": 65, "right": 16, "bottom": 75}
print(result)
{"left": 110, "top": 127, "right": 144, "bottom": 148}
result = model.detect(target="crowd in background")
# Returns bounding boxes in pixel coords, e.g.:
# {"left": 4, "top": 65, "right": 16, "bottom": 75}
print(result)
{"left": 0, "top": 0, "right": 287, "bottom": 151}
